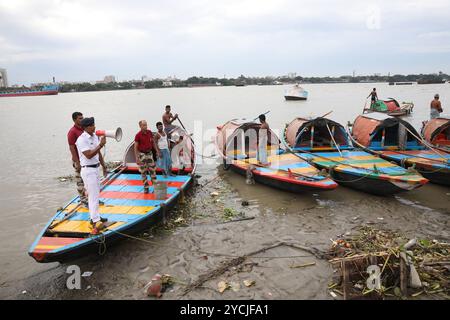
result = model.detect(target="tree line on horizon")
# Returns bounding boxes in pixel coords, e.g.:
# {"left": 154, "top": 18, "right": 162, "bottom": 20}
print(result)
{"left": 3, "top": 73, "right": 448, "bottom": 93}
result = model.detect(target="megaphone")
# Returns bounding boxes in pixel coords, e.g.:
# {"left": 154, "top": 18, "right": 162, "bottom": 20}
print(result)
{"left": 96, "top": 128, "right": 123, "bottom": 142}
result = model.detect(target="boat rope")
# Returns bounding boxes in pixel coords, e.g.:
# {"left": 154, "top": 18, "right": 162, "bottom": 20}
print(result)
{"left": 402, "top": 125, "right": 447, "bottom": 160}
{"left": 326, "top": 123, "right": 343, "bottom": 158}
{"left": 284, "top": 126, "right": 402, "bottom": 176}
{"left": 90, "top": 232, "right": 107, "bottom": 256}
{"left": 104, "top": 227, "right": 314, "bottom": 259}
{"left": 326, "top": 166, "right": 376, "bottom": 183}
{"left": 346, "top": 124, "right": 449, "bottom": 172}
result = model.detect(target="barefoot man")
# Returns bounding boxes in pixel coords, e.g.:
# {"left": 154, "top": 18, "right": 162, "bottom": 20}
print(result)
{"left": 162, "top": 105, "right": 178, "bottom": 137}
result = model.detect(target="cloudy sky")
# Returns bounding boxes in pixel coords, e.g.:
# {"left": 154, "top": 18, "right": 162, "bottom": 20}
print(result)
{"left": 1, "top": 0, "right": 449, "bottom": 85}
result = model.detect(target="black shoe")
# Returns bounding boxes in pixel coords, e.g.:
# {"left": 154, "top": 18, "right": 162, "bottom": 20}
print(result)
{"left": 99, "top": 200, "right": 105, "bottom": 206}
{"left": 90, "top": 217, "right": 108, "bottom": 226}
{"left": 144, "top": 188, "right": 149, "bottom": 194}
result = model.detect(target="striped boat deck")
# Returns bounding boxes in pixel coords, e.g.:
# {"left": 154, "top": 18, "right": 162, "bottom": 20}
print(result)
{"left": 30, "top": 173, "right": 191, "bottom": 257}
{"left": 381, "top": 150, "right": 450, "bottom": 170}
{"left": 231, "top": 151, "right": 336, "bottom": 186}
{"left": 296, "top": 150, "right": 427, "bottom": 183}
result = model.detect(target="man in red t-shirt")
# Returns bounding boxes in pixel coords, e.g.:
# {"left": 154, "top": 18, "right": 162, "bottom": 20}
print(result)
{"left": 134, "top": 120, "right": 159, "bottom": 193}
{"left": 67, "top": 112, "right": 88, "bottom": 205}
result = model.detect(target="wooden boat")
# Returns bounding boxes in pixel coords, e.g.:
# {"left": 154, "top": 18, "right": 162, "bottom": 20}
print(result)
{"left": 283, "top": 117, "right": 428, "bottom": 195}
{"left": 29, "top": 126, "right": 196, "bottom": 263}
{"left": 215, "top": 119, "right": 338, "bottom": 192}
{"left": 364, "top": 98, "right": 413, "bottom": 116}
{"left": 284, "top": 85, "right": 308, "bottom": 100}
{"left": 351, "top": 113, "right": 450, "bottom": 186}
{"left": 421, "top": 117, "right": 450, "bottom": 152}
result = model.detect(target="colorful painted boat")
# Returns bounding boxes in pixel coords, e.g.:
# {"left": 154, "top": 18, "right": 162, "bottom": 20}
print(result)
{"left": 364, "top": 98, "right": 413, "bottom": 116}
{"left": 351, "top": 113, "right": 450, "bottom": 186}
{"left": 421, "top": 117, "right": 450, "bottom": 152}
{"left": 215, "top": 119, "right": 338, "bottom": 192}
{"left": 29, "top": 126, "right": 196, "bottom": 263}
{"left": 0, "top": 85, "right": 59, "bottom": 97}
{"left": 283, "top": 117, "right": 428, "bottom": 195}
{"left": 284, "top": 85, "right": 308, "bottom": 100}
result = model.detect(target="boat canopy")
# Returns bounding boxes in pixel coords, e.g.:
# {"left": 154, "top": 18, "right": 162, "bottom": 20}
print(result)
{"left": 216, "top": 120, "right": 280, "bottom": 159}
{"left": 422, "top": 118, "right": 450, "bottom": 146}
{"left": 284, "top": 117, "right": 351, "bottom": 151}
{"left": 370, "top": 99, "right": 400, "bottom": 112}
{"left": 352, "top": 114, "right": 423, "bottom": 150}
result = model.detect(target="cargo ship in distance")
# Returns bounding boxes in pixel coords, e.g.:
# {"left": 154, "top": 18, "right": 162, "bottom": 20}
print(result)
{"left": 0, "top": 85, "right": 59, "bottom": 97}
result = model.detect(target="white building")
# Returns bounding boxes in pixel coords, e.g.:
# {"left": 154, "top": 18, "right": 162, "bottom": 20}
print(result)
{"left": 0, "top": 68, "right": 8, "bottom": 87}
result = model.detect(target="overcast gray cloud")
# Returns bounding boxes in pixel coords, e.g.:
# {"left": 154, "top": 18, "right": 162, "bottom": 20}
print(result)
{"left": 0, "top": 0, "right": 449, "bottom": 84}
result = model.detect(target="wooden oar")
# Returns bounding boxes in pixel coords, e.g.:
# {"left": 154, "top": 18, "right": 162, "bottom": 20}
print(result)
{"left": 48, "top": 166, "right": 127, "bottom": 230}
{"left": 177, "top": 116, "right": 195, "bottom": 145}
{"left": 252, "top": 110, "right": 271, "bottom": 121}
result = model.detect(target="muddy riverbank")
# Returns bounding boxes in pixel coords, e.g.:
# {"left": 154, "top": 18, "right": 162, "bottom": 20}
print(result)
{"left": 2, "top": 165, "right": 449, "bottom": 300}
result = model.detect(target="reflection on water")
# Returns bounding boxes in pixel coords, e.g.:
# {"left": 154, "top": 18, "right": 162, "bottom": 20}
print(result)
{"left": 0, "top": 83, "right": 449, "bottom": 294}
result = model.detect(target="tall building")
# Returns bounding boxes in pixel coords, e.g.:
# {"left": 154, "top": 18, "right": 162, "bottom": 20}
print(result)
{"left": 0, "top": 68, "right": 8, "bottom": 88}
{"left": 104, "top": 75, "right": 116, "bottom": 83}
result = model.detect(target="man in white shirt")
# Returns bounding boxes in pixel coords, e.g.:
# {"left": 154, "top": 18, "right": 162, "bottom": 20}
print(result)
{"left": 76, "top": 117, "right": 108, "bottom": 234}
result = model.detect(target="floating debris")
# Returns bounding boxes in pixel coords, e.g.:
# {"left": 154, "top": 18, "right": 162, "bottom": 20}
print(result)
{"left": 243, "top": 280, "right": 256, "bottom": 287}
{"left": 218, "top": 281, "right": 230, "bottom": 293}
{"left": 327, "top": 226, "right": 449, "bottom": 300}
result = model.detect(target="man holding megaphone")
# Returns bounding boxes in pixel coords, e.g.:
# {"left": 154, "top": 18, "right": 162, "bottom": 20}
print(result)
{"left": 76, "top": 117, "right": 108, "bottom": 233}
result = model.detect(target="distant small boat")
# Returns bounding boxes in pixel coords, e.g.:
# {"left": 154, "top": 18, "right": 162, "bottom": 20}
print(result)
{"left": 364, "top": 98, "right": 413, "bottom": 116}
{"left": 389, "top": 82, "right": 414, "bottom": 86}
{"left": 352, "top": 113, "right": 450, "bottom": 186}
{"left": 421, "top": 117, "right": 450, "bottom": 152}
{"left": 283, "top": 116, "right": 428, "bottom": 195}
{"left": 215, "top": 119, "right": 338, "bottom": 192}
{"left": 284, "top": 85, "right": 308, "bottom": 100}
{"left": 0, "top": 85, "right": 59, "bottom": 97}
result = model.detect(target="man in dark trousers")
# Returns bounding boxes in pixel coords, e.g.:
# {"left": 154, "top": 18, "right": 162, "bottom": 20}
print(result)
{"left": 67, "top": 112, "right": 88, "bottom": 206}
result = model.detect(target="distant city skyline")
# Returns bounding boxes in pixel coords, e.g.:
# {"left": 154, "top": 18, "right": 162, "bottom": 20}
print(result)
{"left": 1, "top": 0, "right": 449, "bottom": 86}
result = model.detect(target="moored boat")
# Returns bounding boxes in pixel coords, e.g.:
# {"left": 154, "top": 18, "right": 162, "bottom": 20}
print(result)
{"left": 215, "top": 119, "right": 337, "bottom": 192}
{"left": 421, "top": 117, "right": 450, "bottom": 152}
{"left": 283, "top": 117, "right": 428, "bottom": 195}
{"left": 351, "top": 113, "right": 450, "bottom": 186}
{"left": 284, "top": 84, "right": 308, "bottom": 101}
{"left": 0, "top": 85, "right": 59, "bottom": 97}
{"left": 364, "top": 98, "right": 413, "bottom": 116}
{"left": 28, "top": 126, "right": 196, "bottom": 263}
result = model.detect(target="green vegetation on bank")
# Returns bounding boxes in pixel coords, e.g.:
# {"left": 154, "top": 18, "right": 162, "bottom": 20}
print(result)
{"left": 4, "top": 73, "right": 448, "bottom": 93}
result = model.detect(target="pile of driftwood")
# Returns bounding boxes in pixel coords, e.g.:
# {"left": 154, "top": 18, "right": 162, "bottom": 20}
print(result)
{"left": 327, "top": 226, "right": 449, "bottom": 300}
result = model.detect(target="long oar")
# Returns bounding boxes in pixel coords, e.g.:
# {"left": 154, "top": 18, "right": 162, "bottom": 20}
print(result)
{"left": 252, "top": 110, "right": 271, "bottom": 121}
{"left": 239, "top": 158, "right": 325, "bottom": 181}
{"left": 176, "top": 116, "right": 195, "bottom": 145}
{"left": 48, "top": 166, "right": 126, "bottom": 230}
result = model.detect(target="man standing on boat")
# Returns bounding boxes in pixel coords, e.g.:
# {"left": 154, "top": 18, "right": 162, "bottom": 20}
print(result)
{"left": 155, "top": 121, "right": 173, "bottom": 177}
{"left": 67, "top": 112, "right": 88, "bottom": 207}
{"left": 257, "top": 114, "right": 270, "bottom": 166}
{"left": 76, "top": 117, "right": 108, "bottom": 233}
{"left": 134, "top": 120, "right": 159, "bottom": 193}
{"left": 367, "top": 88, "right": 378, "bottom": 105}
{"left": 430, "top": 94, "right": 443, "bottom": 119}
{"left": 162, "top": 105, "right": 178, "bottom": 137}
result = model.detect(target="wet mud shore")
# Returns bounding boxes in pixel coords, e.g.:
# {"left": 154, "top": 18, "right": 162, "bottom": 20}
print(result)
{"left": 2, "top": 166, "right": 449, "bottom": 300}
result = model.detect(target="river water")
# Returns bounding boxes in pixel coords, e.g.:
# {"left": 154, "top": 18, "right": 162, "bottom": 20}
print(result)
{"left": 0, "top": 83, "right": 448, "bottom": 299}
